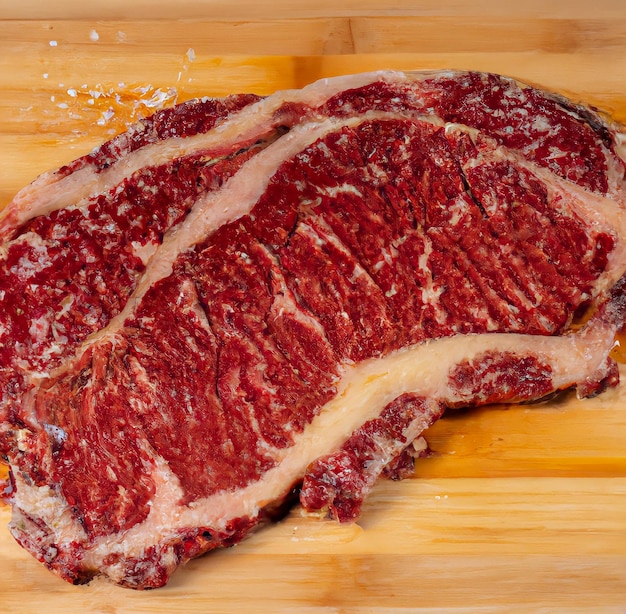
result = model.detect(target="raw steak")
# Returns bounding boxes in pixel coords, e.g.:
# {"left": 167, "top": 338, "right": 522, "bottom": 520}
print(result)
{"left": 1, "top": 70, "right": 626, "bottom": 589}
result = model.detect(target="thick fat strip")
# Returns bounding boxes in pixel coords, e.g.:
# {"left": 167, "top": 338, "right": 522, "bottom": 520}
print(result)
{"left": 10, "top": 291, "right": 621, "bottom": 583}
{"left": 0, "top": 72, "right": 403, "bottom": 236}
{"left": 297, "top": 292, "right": 621, "bottom": 520}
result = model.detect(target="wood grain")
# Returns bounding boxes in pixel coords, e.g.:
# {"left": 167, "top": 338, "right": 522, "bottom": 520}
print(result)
{"left": 1, "top": 0, "right": 625, "bottom": 20}
{"left": 1, "top": 2, "right": 626, "bottom": 612}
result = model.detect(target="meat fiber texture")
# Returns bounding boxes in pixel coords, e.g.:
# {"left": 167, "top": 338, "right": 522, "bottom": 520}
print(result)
{"left": 1, "top": 70, "right": 626, "bottom": 589}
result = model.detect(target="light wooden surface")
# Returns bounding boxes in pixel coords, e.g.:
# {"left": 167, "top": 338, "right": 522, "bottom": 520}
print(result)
{"left": 1, "top": 2, "right": 626, "bottom": 612}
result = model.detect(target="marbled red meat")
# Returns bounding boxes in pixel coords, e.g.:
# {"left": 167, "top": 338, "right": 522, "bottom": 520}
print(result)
{"left": 1, "top": 70, "right": 626, "bottom": 589}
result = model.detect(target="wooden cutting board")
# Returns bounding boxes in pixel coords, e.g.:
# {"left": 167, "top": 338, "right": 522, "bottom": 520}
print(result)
{"left": 1, "top": 2, "right": 626, "bottom": 611}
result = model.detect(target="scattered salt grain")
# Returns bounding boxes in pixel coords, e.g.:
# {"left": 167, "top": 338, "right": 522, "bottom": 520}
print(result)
{"left": 186, "top": 48, "right": 195, "bottom": 62}
{"left": 42, "top": 73, "right": 48, "bottom": 79}
{"left": 49, "top": 40, "right": 57, "bottom": 47}
{"left": 96, "top": 107, "right": 116, "bottom": 126}
{"left": 67, "top": 88, "right": 77, "bottom": 98}
{"left": 90, "top": 29, "right": 99, "bottom": 42}
{"left": 141, "top": 88, "right": 177, "bottom": 109}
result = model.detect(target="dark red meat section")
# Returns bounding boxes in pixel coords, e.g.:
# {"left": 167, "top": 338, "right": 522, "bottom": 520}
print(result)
{"left": 322, "top": 73, "right": 613, "bottom": 194}
{"left": 36, "top": 339, "right": 156, "bottom": 537}
{"left": 29, "top": 117, "right": 616, "bottom": 541}
{"left": 0, "top": 147, "right": 265, "bottom": 475}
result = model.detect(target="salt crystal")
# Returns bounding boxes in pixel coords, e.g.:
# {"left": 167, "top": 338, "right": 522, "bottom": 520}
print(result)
{"left": 49, "top": 40, "right": 57, "bottom": 47}
{"left": 186, "top": 48, "right": 195, "bottom": 62}
{"left": 67, "top": 88, "right": 77, "bottom": 97}
{"left": 89, "top": 29, "right": 99, "bottom": 42}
